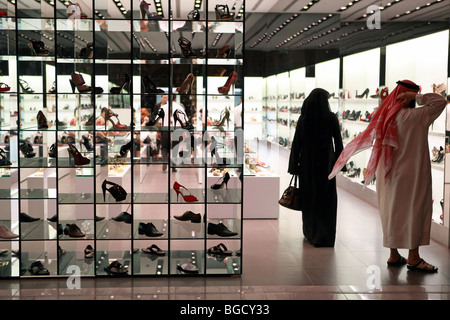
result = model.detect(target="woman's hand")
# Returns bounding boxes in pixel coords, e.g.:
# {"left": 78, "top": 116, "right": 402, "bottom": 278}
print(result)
{"left": 397, "top": 92, "right": 417, "bottom": 107}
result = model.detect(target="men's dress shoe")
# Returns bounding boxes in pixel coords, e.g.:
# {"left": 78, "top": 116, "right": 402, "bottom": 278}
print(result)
{"left": 47, "top": 214, "right": 58, "bottom": 222}
{"left": 112, "top": 211, "right": 132, "bottom": 224}
{"left": 63, "top": 224, "right": 85, "bottom": 237}
{"left": 207, "top": 222, "right": 238, "bottom": 237}
{"left": 20, "top": 212, "right": 40, "bottom": 222}
{"left": 0, "top": 225, "right": 19, "bottom": 239}
{"left": 138, "top": 222, "right": 163, "bottom": 237}
{"left": 174, "top": 211, "right": 201, "bottom": 223}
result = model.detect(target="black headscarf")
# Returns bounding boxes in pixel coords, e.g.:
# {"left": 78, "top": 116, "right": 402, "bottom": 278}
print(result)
{"left": 299, "top": 88, "right": 332, "bottom": 143}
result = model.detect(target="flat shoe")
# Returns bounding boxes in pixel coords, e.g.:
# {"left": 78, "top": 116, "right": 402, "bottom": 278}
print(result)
{"left": 104, "top": 261, "right": 128, "bottom": 275}
{"left": 177, "top": 263, "right": 198, "bottom": 274}
{"left": 407, "top": 259, "right": 438, "bottom": 273}
{"left": 207, "top": 243, "right": 233, "bottom": 256}
{"left": 387, "top": 255, "right": 407, "bottom": 267}
{"left": 141, "top": 244, "right": 165, "bottom": 256}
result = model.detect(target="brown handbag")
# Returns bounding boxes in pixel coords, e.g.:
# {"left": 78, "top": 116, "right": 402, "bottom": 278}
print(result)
{"left": 278, "top": 175, "right": 303, "bottom": 211}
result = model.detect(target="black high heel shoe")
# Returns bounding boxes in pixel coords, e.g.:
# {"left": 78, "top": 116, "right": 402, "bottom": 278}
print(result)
{"left": 19, "top": 79, "right": 35, "bottom": 93}
{"left": 178, "top": 37, "right": 197, "bottom": 58}
{"left": 146, "top": 108, "right": 165, "bottom": 126}
{"left": 119, "top": 139, "right": 139, "bottom": 158}
{"left": 110, "top": 73, "right": 131, "bottom": 94}
{"left": 211, "top": 172, "right": 230, "bottom": 190}
{"left": 209, "top": 136, "right": 229, "bottom": 165}
{"left": 0, "top": 147, "right": 11, "bottom": 166}
{"left": 142, "top": 75, "right": 165, "bottom": 94}
{"left": 80, "top": 135, "right": 94, "bottom": 151}
{"left": 215, "top": 4, "right": 234, "bottom": 21}
{"left": 48, "top": 143, "right": 57, "bottom": 158}
{"left": 19, "top": 139, "right": 36, "bottom": 158}
{"left": 80, "top": 42, "right": 94, "bottom": 59}
{"left": 28, "top": 38, "right": 49, "bottom": 56}
{"left": 102, "top": 179, "right": 127, "bottom": 202}
{"left": 173, "top": 109, "right": 194, "bottom": 130}
{"left": 356, "top": 88, "right": 369, "bottom": 99}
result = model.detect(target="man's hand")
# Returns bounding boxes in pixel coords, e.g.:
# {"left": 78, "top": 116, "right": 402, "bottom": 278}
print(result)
{"left": 397, "top": 92, "right": 417, "bottom": 107}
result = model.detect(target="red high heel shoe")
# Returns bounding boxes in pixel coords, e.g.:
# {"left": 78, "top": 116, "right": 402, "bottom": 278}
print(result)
{"left": 218, "top": 71, "right": 238, "bottom": 95}
{"left": 67, "top": 143, "right": 90, "bottom": 166}
{"left": 105, "top": 109, "right": 128, "bottom": 130}
{"left": 173, "top": 182, "right": 198, "bottom": 202}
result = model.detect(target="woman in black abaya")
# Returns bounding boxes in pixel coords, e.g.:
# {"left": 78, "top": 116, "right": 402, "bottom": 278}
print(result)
{"left": 288, "top": 88, "right": 344, "bottom": 247}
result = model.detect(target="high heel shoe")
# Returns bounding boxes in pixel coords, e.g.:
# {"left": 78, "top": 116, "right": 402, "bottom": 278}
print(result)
{"left": 187, "top": 9, "right": 200, "bottom": 21}
{"left": 67, "top": 143, "right": 90, "bottom": 166}
{"left": 80, "top": 135, "right": 94, "bottom": 151}
{"left": 213, "top": 108, "right": 230, "bottom": 131}
{"left": 146, "top": 108, "right": 165, "bottom": 126}
{"left": 19, "top": 139, "right": 36, "bottom": 158}
{"left": 173, "top": 181, "right": 198, "bottom": 202}
{"left": 142, "top": 75, "right": 165, "bottom": 94}
{"left": 215, "top": 4, "right": 234, "bottom": 21}
{"left": 176, "top": 73, "right": 194, "bottom": 94}
{"left": 19, "top": 79, "right": 35, "bottom": 93}
{"left": 0, "top": 82, "right": 11, "bottom": 92}
{"left": 211, "top": 172, "right": 230, "bottom": 190}
{"left": 356, "top": 88, "right": 369, "bottom": 99}
{"left": 178, "top": 37, "right": 197, "bottom": 58}
{"left": 79, "top": 42, "right": 94, "bottom": 58}
{"left": 102, "top": 179, "right": 127, "bottom": 202}
{"left": 216, "top": 45, "right": 231, "bottom": 58}
{"left": 119, "top": 139, "right": 138, "bottom": 157}
{"left": 218, "top": 71, "right": 238, "bottom": 95}
{"left": 110, "top": 73, "right": 131, "bottom": 94}
{"left": 70, "top": 72, "right": 103, "bottom": 94}
{"left": 173, "top": 109, "right": 194, "bottom": 130}
{"left": 140, "top": 0, "right": 162, "bottom": 20}
{"left": 104, "top": 109, "right": 128, "bottom": 130}
{"left": 36, "top": 110, "right": 49, "bottom": 129}
{"left": 48, "top": 143, "right": 57, "bottom": 158}
{"left": 0, "top": 147, "right": 11, "bottom": 166}
{"left": 210, "top": 137, "right": 230, "bottom": 165}
{"left": 67, "top": 1, "right": 87, "bottom": 19}
{"left": 28, "top": 39, "right": 49, "bottom": 56}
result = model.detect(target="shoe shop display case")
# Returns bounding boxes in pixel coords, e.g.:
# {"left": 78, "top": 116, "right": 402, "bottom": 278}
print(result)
{"left": 0, "top": 0, "right": 245, "bottom": 278}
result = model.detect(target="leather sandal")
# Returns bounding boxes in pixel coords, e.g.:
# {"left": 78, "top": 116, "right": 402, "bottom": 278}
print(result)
{"left": 141, "top": 244, "right": 165, "bottom": 256}
{"left": 407, "top": 259, "right": 438, "bottom": 273}
{"left": 387, "top": 255, "right": 406, "bottom": 267}
{"left": 207, "top": 243, "right": 233, "bottom": 256}
{"left": 28, "top": 261, "right": 50, "bottom": 275}
{"left": 104, "top": 261, "right": 128, "bottom": 275}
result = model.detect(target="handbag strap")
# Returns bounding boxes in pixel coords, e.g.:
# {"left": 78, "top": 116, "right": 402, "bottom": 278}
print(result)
{"left": 290, "top": 175, "right": 298, "bottom": 187}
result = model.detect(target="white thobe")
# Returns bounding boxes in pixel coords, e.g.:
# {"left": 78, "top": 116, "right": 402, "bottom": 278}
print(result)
{"left": 376, "top": 93, "right": 447, "bottom": 249}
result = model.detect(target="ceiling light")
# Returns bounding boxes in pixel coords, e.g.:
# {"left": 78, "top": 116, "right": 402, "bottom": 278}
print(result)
{"left": 301, "top": 0, "right": 320, "bottom": 11}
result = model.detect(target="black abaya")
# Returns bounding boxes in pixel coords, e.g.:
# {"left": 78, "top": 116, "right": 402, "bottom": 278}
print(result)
{"left": 288, "top": 93, "right": 343, "bottom": 247}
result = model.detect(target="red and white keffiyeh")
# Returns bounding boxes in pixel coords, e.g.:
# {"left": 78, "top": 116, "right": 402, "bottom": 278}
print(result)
{"left": 328, "top": 80, "right": 420, "bottom": 185}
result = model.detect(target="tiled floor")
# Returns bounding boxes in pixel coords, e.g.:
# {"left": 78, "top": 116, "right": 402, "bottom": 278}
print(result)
{"left": 1, "top": 187, "right": 450, "bottom": 300}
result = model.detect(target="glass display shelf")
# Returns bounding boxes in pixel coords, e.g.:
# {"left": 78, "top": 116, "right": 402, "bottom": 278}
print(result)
{"left": 20, "top": 220, "right": 57, "bottom": 240}
{"left": 57, "top": 248, "right": 96, "bottom": 276}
